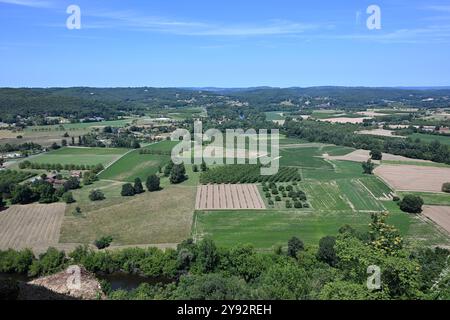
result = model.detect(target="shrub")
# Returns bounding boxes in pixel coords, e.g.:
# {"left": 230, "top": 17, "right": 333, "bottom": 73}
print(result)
{"left": 146, "top": 175, "right": 160, "bottom": 192}
{"left": 294, "top": 201, "right": 302, "bottom": 208}
{"left": 275, "top": 196, "right": 281, "bottom": 202}
{"left": 62, "top": 192, "right": 75, "bottom": 204}
{"left": 193, "top": 165, "right": 199, "bottom": 172}
{"left": 286, "top": 185, "right": 293, "bottom": 192}
{"left": 287, "top": 237, "right": 304, "bottom": 258}
{"left": 133, "top": 178, "right": 144, "bottom": 194}
{"left": 170, "top": 164, "right": 187, "bottom": 184}
{"left": 83, "top": 171, "right": 98, "bottom": 185}
{"left": 89, "top": 189, "right": 105, "bottom": 201}
{"left": 303, "top": 202, "right": 310, "bottom": 208}
{"left": 362, "top": 159, "right": 375, "bottom": 175}
{"left": 278, "top": 185, "right": 285, "bottom": 192}
{"left": 271, "top": 189, "right": 279, "bottom": 195}
{"left": 268, "top": 199, "right": 274, "bottom": 206}
{"left": 285, "top": 201, "right": 292, "bottom": 209}
{"left": 399, "top": 195, "right": 424, "bottom": 213}
{"left": 370, "top": 149, "right": 382, "bottom": 161}
{"left": 94, "top": 236, "right": 113, "bottom": 249}
{"left": 262, "top": 186, "right": 269, "bottom": 192}
{"left": 265, "top": 192, "right": 271, "bottom": 198}
{"left": 121, "top": 183, "right": 136, "bottom": 197}
{"left": 64, "top": 177, "right": 80, "bottom": 191}
{"left": 442, "top": 182, "right": 450, "bottom": 193}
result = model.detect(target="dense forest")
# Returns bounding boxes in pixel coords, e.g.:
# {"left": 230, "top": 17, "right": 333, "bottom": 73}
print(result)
{"left": 1, "top": 87, "right": 450, "bottom": 123}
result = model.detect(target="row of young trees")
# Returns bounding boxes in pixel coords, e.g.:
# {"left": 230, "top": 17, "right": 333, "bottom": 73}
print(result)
{"left": 1, "top": 212, "right": 449, "bottom": 300}
{"left": 19, "top": 161, "right": 104, "bottom": 173}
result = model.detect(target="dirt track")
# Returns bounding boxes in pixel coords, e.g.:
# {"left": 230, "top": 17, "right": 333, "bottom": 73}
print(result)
{"left": 0, "top": 203, "right": 65, "bottom": 251}
{"left": 374, "top": 164, "right": 450, "bottom": 192}
{"left": 195, "top": 184, "right": 266, "bottom": 210}
{"left": 422, "top": 206, "right": 450, "bottom": 234}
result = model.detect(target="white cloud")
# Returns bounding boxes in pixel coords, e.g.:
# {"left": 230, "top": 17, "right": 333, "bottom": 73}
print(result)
{"left": 0, "top": 0, "right": 52, "bottom": 8}
{"left": 82, "top": 10, "right": 322, "bottom": 36}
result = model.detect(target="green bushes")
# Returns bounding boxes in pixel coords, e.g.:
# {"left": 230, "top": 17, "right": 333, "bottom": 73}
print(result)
{"left": 94, "top": 236, "right": 113, "bottom": 249}
{"left": 121, "top": 183, "right": 136, "bottom": 197}
{"left": 134, "top": 178, "right": 144, "bottom": 194}
{"left": 62, "top": 192, "right": 75, "bottom": 204}
{"left": 28, "top": 248, "right": 67, "bottom": 277}
{"left": 170, "top": 164, "right": 187, "bottom": 184}
{"left": 146, "top": 175, "right": 160, "bottom": 192}
{"left": 0, "top": 170, "right": 35, "bottom": 195}
{"left": 0, "top": 249, "right": 34, "bottom": 274}
{"left": 89, "top": 189, "right": 105, "bottom": 201}
{"left": 442, "top": 182, "right": 450, "bottom": 193}
{"left": 200, "top": 165, "right": 301, "bottom": 184}
{"left": 399, "top": 195, "right": 424, "bottom": 213}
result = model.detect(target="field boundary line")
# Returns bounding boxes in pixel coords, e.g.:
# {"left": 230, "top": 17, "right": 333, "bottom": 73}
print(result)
{"left": 96, "top": 141, "right": 163, "bottom": 176}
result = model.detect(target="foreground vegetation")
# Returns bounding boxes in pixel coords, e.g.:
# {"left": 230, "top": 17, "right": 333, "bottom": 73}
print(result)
{"left": 1, "top": 212, "right": 449, "bottom": 300}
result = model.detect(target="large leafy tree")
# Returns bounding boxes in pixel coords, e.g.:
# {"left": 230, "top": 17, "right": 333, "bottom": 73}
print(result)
{"left": 399, "top": 195, "right": 424, "bottom": 213}
{"left": 317, "top": 236, "right": 338, "bottom": 267}
{"left": 362, "top": 159, "right": 375, "bottom": 174}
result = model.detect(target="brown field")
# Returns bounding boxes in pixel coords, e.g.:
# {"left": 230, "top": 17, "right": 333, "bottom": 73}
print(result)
{"left": 324, "top": 149, "right": 432, "bottom": 164}
{"left": 356, "top": 111, "right": 388, "bottom": 117}
{"left": 0, "top": 130, "right": 17, "bottom": 139}
{"left": 0, "top": 203, "right": 65, "bottom": 251}
{"left": 375, "top": 165, "right": 450, "bottom": 192}
{"left": 195, "top": 184, "right": 266, "bottom": 210}
{"left": 60, "top": 185, "right": 196, "bottom": 245}
{"left": 318, "top": 117, "right": 371, "bottom": 124}
{"left": 357, "top": 128, "right": 405, "bottom": 138}
{"left": 422, "top": 206, "right": 450, "bottom": 234}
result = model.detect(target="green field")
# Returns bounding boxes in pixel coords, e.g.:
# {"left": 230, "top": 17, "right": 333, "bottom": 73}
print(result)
{"left": 20, "top": 147, "right": 129, "bottom": 166}
{"left": 280, "top": 147, "right": 334, "bottom": 170}
{"left": 194, "top": 143, "right": 449, "bottom": 250}
{"left": 408, "top": 133, "right": 450, "bottom": 146}
{"left": 193, "top": 202, "right": 450, "bottom": 250}
{"left": 398, "top": 191, "right": 450, "bottom": 206}
{"left": 265, "top": 111, "right": 286, "bottom": 121}
{"left": 98, "top": 141, "right": 178, "bottom": 182}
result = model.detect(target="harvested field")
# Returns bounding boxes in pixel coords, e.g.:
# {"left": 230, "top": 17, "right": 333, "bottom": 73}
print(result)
{"left": 324, "top": 149, "right": 432, "bottom": 164}
{"left": 375, "top": 165, "right": 450, "bottom": 192}
{"left": 195, "top": 184, "right": 266, "bottom": 210}
{"left": 318, "top": 117, "right": 371, "bottom": 124}
{"left": 356, "top": 111, "right": 388, "bottom": 117}
{"left": 0, "top": 203, "right": 65, "bottom": 251}
{"left": 422, "top": 206, "right": 450, "bottom": 234}
{"left": 357, "top": 129, "right": 404, "bottom": 138}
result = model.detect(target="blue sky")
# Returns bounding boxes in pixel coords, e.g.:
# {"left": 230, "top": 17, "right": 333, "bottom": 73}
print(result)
{"left": 1, "top": 0, "right": 450, "bottom": 87}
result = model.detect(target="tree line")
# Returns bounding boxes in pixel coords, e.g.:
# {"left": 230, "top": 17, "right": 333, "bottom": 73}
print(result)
{"left": 283, "top": 119, "right": 450, "bottom": 164}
